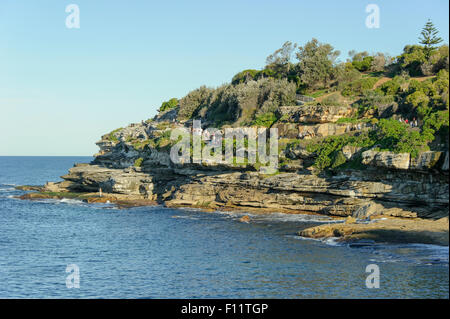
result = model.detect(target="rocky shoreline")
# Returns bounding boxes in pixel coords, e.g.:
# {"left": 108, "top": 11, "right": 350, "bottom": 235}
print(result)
{"left": 17, "top": 182, "right": 449, "bottom": 246}
{"left": 16, "top": 152, "right": 449, "bottom": 246}
{"left": 16, "top": 103, "right": 449, "bottom": 247}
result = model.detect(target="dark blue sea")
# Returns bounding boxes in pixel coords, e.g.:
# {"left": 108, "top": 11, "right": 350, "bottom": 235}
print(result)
{"left": 0, "top": 156, "right": 448, "bottom": 298}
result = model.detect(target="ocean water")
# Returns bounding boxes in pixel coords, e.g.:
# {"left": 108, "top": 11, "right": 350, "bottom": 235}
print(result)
{"left": 0, "top": 156, "right": 448, "bottom": 298}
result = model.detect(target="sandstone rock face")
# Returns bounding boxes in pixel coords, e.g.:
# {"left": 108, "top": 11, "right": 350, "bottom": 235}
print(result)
{"left": 362, "top": 150, "right": 410, "bottom": 170}
{"left": 352, "top": 202, "right": 385, "bottom": 219}
{"left": 51, "top": 161, "right": 449, "bottom": 220}
{"left": 298, "top": 122, "right": 371, "bottom": 139}
{"left": 154, "top": 108, "right": 178, "bottom": 122}
{"left": 60, "top": 164, "right": 156, "bottom": 197}
{"left": 278, "top": 105, "right": 356, "bottom": 124}
{"left": 272, "top": 123, "right": 300, "bottom": 139}
{"left": 342, "top": 145, "right": 362, "bottom": 160}
{"left": 409, "top": 151, "right": 443, "bottom": 170}
{"left": 274, "top": 121, "right": 371, "bottom": 139}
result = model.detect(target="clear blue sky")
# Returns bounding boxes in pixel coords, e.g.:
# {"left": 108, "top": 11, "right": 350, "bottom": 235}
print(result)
{"left": 1, "top": 0, "right": 448, "bottom": 155}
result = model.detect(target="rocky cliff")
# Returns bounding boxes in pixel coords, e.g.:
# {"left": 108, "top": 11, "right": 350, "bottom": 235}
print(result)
{"left": 40, "top": 108, "right": 449, "bottom": 222}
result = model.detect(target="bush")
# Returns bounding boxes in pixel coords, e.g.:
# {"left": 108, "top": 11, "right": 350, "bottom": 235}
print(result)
{"left": 306, "top": 134, "right": 372, "bottom": 170}
{"left": 307, "top": 118, "right": 433, "bottom": 170}
{"left": 397, "top": 45, "right": 427, "bottom": 76}
{"left": 422, "top": 110, "right": 449, "bottom": 142}
{"left": 107, "top": 128, "right": 122, "bottom": 142}
{"left": 378, "top": 76, "right": 408, "bottom": 95}
{"left": 406, "top": 90, "right": 431, "bottom": 117}
{"left": 356, "top": 90, "right": 395, "bottom": 115}
{"left": 178, "top": 86, "right": 214, "bottom": 120}
{"left": 158, "top": 98, "right": 178, "bottom": 113}
{"left": 180, "top": 78, "right": 296, "bottom": 126}
{"left": 134, "top": 158, "right": 144, "bottom": 167}
{"left": 404, "top": 70, "right": 449, "bottom": 118}
{"left": 341, "top": 77, "right": 378, "bottom": 96}
{"left": 320, "top": 92, "right": 342, "bottom": 106}
{"left": 335, "top": 62, "right": 361, "bottom": 89}
{"left": 231, "top": 69, "right": 259, "bottom": 85}
{"left": 352, "top": 56, "right": 374, "bottom": 72}
{"left": 251, "top": 112, "right": 278, "bottom": 127}
{"left": 373, "top": 119, "right": 427, "bottom": 158}
{"left": 396, "top": 44, "right": 448, "bottom": 76}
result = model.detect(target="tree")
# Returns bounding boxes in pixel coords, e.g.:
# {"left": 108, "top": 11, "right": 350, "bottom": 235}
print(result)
{"left": 296, "top": 38, "right": 340, "bottom": 90}
{"left": 266, "top": 41, "right": 297, "bottom": 76}
{"left": 419, "top": 19, "right": 443, "bottom": 58}
{"left": 370, "top": 52, "right": 387, "bottom": 72}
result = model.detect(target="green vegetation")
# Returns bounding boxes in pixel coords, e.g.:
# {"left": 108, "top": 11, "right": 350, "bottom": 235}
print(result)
{"left": 134, "top": 157, "right": 144, "bottom": 167}
{"left": 231, "top": 69, "right": 259, "bottom": 85}
{"left": 349, "top": 51, "right": 375, "bottom": 72}
{"left": 296, "top": 38, "right": 340, "bottom": 90}
{"left": 169, "top": 19, "right": 446, "bottom": 129}
{"left": 306, "top": 118, "right": 440, "bottom": 170}
{"left": 107, "top": 128, "right": 123, "bottom": 142}
{"left": 354, "top": 90, "right": 395, "bottom": 116}
{"left": 419, "top": 19, "right": 443, "bottom": 58}
{"left": 112, "top": 20, "right": 448, "bottom": 174}
{"left": 341, "top": 77, "right": 379, "bottom": 96}
{"left": 131, "top": 140, "right": 151, "bottom": 150}
{"left": 320, "top": 92, "right": 344, "bottom": 106}
{"left": 158, "top": 98, "right": 178, "bottom": 113}
{"left": 307, "top": 134, "right": 371, "bottom": 170}
{"left": 151, "top": 130, "right": 176, "bottom": 150}
{"left": 251, "top": 112, "right": 278, "bottom": 127}
{"left": 177, "top": 78, "right": 296, "bottom": 126}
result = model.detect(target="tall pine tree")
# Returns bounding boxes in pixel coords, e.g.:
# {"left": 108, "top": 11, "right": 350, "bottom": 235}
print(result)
{"left": 419, "top": 19, "right": 443, "bottom": 58}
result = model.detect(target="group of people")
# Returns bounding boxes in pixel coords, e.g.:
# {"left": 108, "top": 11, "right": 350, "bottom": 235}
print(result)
{"left": 398, "top": 117, "right": 419, "bottom": 128}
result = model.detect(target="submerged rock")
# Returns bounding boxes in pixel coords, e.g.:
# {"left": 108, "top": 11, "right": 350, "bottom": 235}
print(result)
{"left": 239, "top": 215, "right": 251, "bottom": 223}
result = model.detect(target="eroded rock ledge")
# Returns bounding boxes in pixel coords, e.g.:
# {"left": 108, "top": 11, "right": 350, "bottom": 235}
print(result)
{"left": 40, "top": 160, "right": 448, "bottom": 220}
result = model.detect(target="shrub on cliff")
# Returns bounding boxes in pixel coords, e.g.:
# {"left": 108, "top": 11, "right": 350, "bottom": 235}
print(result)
{"left": 334, "top": 62, "right": 361, "bottom": 89}
{"left": 378, "top": 75, "right": 409, "bottom": 96}
{"left": 396, "top": 44, "right": 448, "bottom": 76}
{"left": 134, "top": 158, "right": 144, "bottom": 167}
{"left": 251, "top": 112, "right": 278, "bottom": 127}
{"left": 158, "top": 98, "right": 178, "bottom": 113}
{"left": 307, "top": 134, "right": 373, "bottom": 170}
{"left": 107, "top": 128, "right": 123, "bottom": 142}
{"left": 341, "top": 77, "right": 379, "bottom": 96}
{"left": 307, "top": 118, "right": 433, "bottom": 170}
{"left": 349, "top": 51, "right": 374, "bottom": 72}
{"left": 404, "top": 70, "right": 449, "bottom": 118}
{"left": 231, "top": 69, "right": 259, "bottom": 85}
{"left": 178, "top": 86, "right": 214, "bottom": 120}
{"left": 320, "top": 92, "right": 344, "bottom": 106}
{"left": 355, "top": 90, "right": 395, "bottom": 116}
{"left": 372, "top": 119, "right": 427, "bottom": 157}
